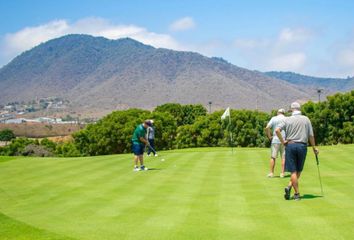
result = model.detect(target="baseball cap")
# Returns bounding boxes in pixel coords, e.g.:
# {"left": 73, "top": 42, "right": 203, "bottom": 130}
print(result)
{"left": 290, "top": 102, "right": 301, "bottom": 109}
{"left": 277, "top": 108, "right": 285, "bottom": 114}
{"left": 144, "top": 120, "right": 152, "bottom": 126}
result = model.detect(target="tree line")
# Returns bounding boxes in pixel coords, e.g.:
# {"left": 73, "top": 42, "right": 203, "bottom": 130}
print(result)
{"left": 0, "top": 91, "right": 353, "bottom": 157}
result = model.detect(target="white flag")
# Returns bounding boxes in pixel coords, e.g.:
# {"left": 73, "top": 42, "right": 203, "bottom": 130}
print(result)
{"left": 221, "top": 107, "right": 230, "bottom": 120}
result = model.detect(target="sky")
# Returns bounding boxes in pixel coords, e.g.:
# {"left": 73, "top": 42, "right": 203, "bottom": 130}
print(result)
{"left": 0, "top": 0, "right": 354, "bottom": 78}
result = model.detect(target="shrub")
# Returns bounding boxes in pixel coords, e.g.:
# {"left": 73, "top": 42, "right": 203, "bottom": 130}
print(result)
{"left": 22, "top": 144, "right": 54, "bottom": 157}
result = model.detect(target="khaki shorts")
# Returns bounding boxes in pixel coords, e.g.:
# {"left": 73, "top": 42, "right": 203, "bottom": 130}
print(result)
{"left": 271, "top": 143, "right": 285, "bottom": 159}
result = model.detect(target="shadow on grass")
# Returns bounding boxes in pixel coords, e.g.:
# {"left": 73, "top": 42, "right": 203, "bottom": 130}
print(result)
{"left": 269, "top": 174, "right": 290, "bottom": 178}
{"left": 147, "top": 168, "right": 162, "bottom": 171}
{"left": 301, "top": 194, "right": 323, "bottom": 200}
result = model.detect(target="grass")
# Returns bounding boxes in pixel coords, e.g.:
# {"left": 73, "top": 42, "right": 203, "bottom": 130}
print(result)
{"left": 0, "top": 145, "right": 353, "bottom": 239}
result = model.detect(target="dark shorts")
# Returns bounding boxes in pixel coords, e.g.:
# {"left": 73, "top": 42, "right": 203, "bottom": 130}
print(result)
{"left": 132, "top": 143, "right": 145, "bottom": 155}
{"left": 285, "top": 143, "right": 307, "bottom": 173}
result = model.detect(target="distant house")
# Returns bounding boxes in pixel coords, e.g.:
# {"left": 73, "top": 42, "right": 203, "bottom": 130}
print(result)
{"left": 0, "top": 113, "right": 16, "bottom": 123}
{"left": 4, "top": 105, "right": 14, "bottom": 110}
{"left": 1, "top": 116, "right": 77, "bottom": 124}
{"left": 4, "top": 118, "right": 26, "bottom": 124}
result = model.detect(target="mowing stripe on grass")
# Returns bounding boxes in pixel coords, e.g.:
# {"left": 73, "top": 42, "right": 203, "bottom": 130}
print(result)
{"left": 0, "top": 145, "right": 354, "bottom": 239}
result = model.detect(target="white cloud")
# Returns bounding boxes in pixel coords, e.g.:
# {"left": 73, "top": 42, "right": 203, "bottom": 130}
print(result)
{"left": 335, "top": 38, "right": 354, "bottom": 68}
{"left": 2, "top": 20, "right": 69, "bottom": 60}
{"left": 231, "top": 27, "right": 315, "bottom": 72}
{"left": 278, "top": 27, "right": 314, "bottom": 44}
{"left": 0, "top": 17, "right": 183, "bottom": 66}
{"left": 317, "top": 33, "right": 354, "bottom": 77}
{"left": 169, "top": 17, "right": 196, "bottom": 32}
{"left": 268, "top": 52, "right": 307, "bottom": 70}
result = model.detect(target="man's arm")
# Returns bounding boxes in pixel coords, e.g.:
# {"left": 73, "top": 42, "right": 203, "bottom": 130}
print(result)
{"left": 265, "top": 127, "right": 273, "bottom": 140}
{"left": 275, "top": 127, "right": 287, "bottom": 145}
{"left": 139, "top": 136, "right": 149, "bottom": 145}
{"left": 308, "top": 120, "right": 319, "bottom": 155}
{"left": 309, "top": 135, "right": 319, "bottom": 155}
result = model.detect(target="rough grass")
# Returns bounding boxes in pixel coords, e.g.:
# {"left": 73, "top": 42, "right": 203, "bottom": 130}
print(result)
{"left": 0, "top": 145, "right": 353, "bottom": 240}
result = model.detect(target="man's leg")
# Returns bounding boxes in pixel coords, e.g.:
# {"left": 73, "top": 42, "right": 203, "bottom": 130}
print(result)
{"left": 139, "top": 155, "right": 144, "bottom": 166}
{"left": 292, "top": 144, "right": 306, "bottom": 200}
{"left": 133, "top": 154, "right": 140, "bottom": 171}
{"left": 268, "top": 157, "right": 275, "bottom": 177}
{"left": 150, "top": 139, "right": 157, "bottom": 156}
{"left": 147, "top": 140, "right": 151, "bottom": 155}
{"left": 134, "top": 155, "right": 139, "bottom": 165}
{"left": 268, "top": 144, "right": 277, "bottom": 177}
{"left": 284, "top": 144, "right": 295, "bottom": 200}
{"left": 290, "top": 171, "right": 299, "bottom": 193}
{"left": 280, "top": 157, "right": 285, "bottom": 177}
{"left": 280, "top": 145, "right": 285, "bottom": 177}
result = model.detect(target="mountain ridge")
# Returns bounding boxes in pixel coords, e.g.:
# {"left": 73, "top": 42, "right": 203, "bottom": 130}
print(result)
{"left": 264, "top": 71, "right": 354, "bottom": 93}
{"left": 1, "top": 34, "right": 349, "bottom": 116}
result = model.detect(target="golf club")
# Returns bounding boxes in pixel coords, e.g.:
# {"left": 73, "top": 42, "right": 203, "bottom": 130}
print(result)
{"left": 147, "top": 144, "right": 158, "bottom": 156}
{"left": 315, "top": 153, "right": 324, "bottom": 196}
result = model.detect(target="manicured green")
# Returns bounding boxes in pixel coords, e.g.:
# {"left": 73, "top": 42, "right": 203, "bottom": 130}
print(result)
{"left": 0, "top": 145, "right": 353, "bottom": 239}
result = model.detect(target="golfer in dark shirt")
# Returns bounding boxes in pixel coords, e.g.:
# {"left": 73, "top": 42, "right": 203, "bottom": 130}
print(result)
{"left": 276, "top": 102, "right": 319, "bottom": 201}
{"left": 131, "top": 120, "right": 152, "bottom": 171}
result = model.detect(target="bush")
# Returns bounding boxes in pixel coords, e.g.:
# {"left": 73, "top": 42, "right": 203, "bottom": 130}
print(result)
{"left": 22, "top": 144, "right": 54, "bottom": 157}
{"left": 55, "top": 142, "right": 81, "bottom": 157}
{"left": 40, "top": 138, "right": 57, "bottom": 151}
{"left": 0, "top": 137, "right": 34, "bottom": 156}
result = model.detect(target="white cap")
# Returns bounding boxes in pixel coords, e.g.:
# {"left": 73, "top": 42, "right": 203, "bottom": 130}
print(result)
{"left": 150, "top": 119, "right": 154, "bottom": 124}
{"left": 290, "top": 102, "right": 301, "bottom": 109}
{"left": 277, "top": 108, "right": 285, "bottom": 114}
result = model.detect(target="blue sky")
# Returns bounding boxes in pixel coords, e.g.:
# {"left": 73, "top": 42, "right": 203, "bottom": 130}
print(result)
{"left": 1, "top": 0, "right": 354, "bottom": 77}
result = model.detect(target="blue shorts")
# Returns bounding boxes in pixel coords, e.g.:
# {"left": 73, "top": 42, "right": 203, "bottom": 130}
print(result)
{"left": 132, "top": 143, "right": 145, "bottom": 155}
{"left": 285, "top": 143, "right": 307, "bottom": 173}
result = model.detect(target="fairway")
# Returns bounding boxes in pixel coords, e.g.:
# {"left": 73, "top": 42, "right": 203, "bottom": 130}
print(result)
{"left": 1, "top": 145, "right": 354, "bottom": 240}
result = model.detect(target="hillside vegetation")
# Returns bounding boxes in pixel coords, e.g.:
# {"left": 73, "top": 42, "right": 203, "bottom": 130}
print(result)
{"left": 0, "top": 91, "right": 353, "bottom": 157}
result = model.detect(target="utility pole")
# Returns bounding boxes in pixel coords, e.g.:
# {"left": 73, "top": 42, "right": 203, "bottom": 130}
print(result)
{"left": 208, "top": 101, "right": 212, "bottom": 114}
{"left": 317, "top": 89, "right": 323, "bottom": 103}
{"left": 256, "top": 89, "right": 259, "bottom": 110}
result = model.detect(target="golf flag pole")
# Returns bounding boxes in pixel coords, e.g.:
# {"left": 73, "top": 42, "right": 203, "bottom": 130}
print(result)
{"left": 221, "top": 107, "right": 233, "bottom": 154}
{"left": 315, "top": 153, "right": 324, "bottom": 196}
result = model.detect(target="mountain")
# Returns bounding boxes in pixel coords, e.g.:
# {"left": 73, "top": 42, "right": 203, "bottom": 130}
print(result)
{"left": 264, "top": 71, "right": 354, "bottom": 94}
{"left": 0, "top": 34, "right": 327, "bottom": 115}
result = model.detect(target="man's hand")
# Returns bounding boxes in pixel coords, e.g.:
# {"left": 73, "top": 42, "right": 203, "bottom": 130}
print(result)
{"left": 313, "top": 147, "right": 319, "bottom": 155}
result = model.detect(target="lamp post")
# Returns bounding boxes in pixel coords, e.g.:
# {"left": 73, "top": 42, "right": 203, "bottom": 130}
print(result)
{"left": 208, "top": 101, "right": 212, "bottom": 114}
{"left": 317, "top": 89, "right": 323, "bottom": 103}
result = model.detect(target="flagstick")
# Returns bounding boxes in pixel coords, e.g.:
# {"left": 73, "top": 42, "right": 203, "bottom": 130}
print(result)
{"left": 228, "top": 113, "right": 233, "bottom": 154}
{"left": 221, "top": 107, "right": 233, "bottom": 154}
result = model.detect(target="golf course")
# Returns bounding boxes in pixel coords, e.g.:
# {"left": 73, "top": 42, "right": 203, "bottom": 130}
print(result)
{"left": 1, "top": 144, "right": 353, "bottom": 240}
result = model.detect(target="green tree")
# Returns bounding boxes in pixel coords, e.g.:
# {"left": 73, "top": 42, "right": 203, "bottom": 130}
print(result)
{"left": 154, "top": 103, "right": 184, "bottom": 126}
{"left": 73, "top": 108, "right": 177, "bottom": 155}
{"left": 181, "top": 104, "right": 207, "bottom": 125}
{"left": 0, "top": 129, "right": 15, "bottom": 145}
{"left": 302, "top": 90, "right": 354, "bottom": 145}
{"left": 154, "top": 103, "right": 207, "bottom": 127}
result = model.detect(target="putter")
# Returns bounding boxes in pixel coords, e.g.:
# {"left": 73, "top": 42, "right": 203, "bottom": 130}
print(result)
{"left": 315, "top": 153, "right": 324, "bottom": 196}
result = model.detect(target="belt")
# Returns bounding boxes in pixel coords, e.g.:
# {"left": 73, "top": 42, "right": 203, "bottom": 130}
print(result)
{"left": 287, "top": 141, "right": 307, "bottom": 145}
